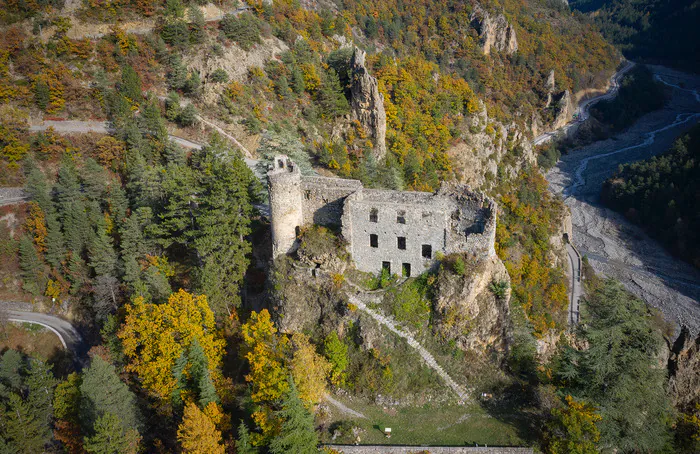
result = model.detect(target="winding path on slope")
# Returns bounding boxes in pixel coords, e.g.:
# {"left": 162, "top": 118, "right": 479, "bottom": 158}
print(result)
{"left": 547, "top": 66, "right": 700, "bottom": 333}
{"left": 348, "top": 295, "right": 469, "bottom": 402}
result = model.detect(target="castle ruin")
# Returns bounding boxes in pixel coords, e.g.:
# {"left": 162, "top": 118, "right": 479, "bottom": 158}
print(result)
{"left": 268, "top": 155, "right": 497, "bottom": 276}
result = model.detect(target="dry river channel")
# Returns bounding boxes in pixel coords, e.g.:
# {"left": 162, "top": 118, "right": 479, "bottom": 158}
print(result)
{"left": 547, "top": 65, "right": 700, "bottom": 333}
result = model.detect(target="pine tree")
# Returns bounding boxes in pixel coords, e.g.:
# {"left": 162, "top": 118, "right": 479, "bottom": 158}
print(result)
{"left": 189, "top": 339, "right": 218, "bottom": 408}
{"left": 188, "top": 5, "right": 206, "bottom": 44}
{"left": 178, "top": 103, "right": 198, "bottom": 127}
{"left": 26, "top": 167, "right": 65, "bottom": 268}
{"left": 56, "top": 157, "right": 89, "bottom": 255}
{"left": 106, "top": 182, "right": 129, "bottom": 229}
{"left": 236, "top": 421, "right": 257, "bottom": 454}
{"left": 88, "top": 214, "right": 118, "bottom": 278}
{"left": 19, "top": 234, "right": 43, "bottom": 295}
{"left": 269, "top": 380, "right": 318, "bottom": 454}
{"left": 79, "top": 356, "right": 142, "bottom": 436}
{"left": 81, "top": 158, "right": 108, "bottom": 202}
{"left": 184, "top": 70, "right": 201, "bottom": 96}
{"left": 191, "top": 136, "right": 255, "bottom": 315}
{"left": 119, "top": 65, "right": 142, "bottom": 104}
{"left": 167, "top": 55, "right": 189, "bottom": 91}
{"left": 120, "top": 211, "right": 148, "bottom": 286}
{"left": 0, "top": 352, "right": 56, "bottom": 453}
{"left": 84, "top": 413, "right": 140, "bottom": 454}
{"left": 34, "top": 79, "right": 50, "bottom": 111}
{"left": 316, "top": 68, "right": 350, "bottom": 118}
{"left": 165, "top": 92, "right": 182, "bottom": 122}
{"left": 0, "top": 393, "right": 51, "bottom": 453}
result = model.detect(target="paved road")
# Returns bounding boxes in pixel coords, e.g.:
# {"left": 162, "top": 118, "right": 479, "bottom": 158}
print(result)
{"left": 0, "top": 187, "right": 28, "bottom": 206}
{"left": 534, "top": 61, "right": 636, "bottom": 146}
{"left": 5, "top": 310, "right": 86, "bottom": 356}
{"left": 565, "top": 243, "right": 582, "bottom": 325}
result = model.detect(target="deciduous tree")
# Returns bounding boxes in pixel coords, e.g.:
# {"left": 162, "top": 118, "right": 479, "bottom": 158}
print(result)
{"left": 177, "top": 402, "right": 225, "bottom": 454}
{"left": 118, "top": 289, "right": 224, "bottom": 399}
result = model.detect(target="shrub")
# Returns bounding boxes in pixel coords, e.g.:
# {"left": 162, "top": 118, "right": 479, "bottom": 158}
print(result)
{"left": 210, "top": 68, "right": 229, "bottom": 83}
{"left": 220, "top": 13, "right": 262, "bottom": 51}
{"left": 489, "top": 280, "right": 509, "bottom": 300}
{"left": 453, "top": 257, "right": 466, "bottom": 276}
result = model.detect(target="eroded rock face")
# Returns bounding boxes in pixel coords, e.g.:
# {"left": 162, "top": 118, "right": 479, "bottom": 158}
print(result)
{"left": 551, "top": 90, "right": 576, "bottom": 130}
{"left": 447, "top": 101, "right": 536, "bottom": 189}
{"left": 668, "top": 326, "right": 700, "bottom": 411}
{"left": 432, "top": 254, "right": 512, "bottom": 357}
{"left": 350, "top": 47, "right": 387, "bottom": 160}
{"left": 470, "top": 4, "right": 518, "bottom": 55}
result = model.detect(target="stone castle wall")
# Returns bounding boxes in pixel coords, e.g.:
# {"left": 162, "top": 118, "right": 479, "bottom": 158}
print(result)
{"left": 326, "top": 446, "right": 533, "bottom": 454}
{"left": 301, "top": 176, "right": 362, "bottom": 228}
{"left": 268, "top": 157, "right": 304, "bottom": 257}
{"left": 267, "top": 155, "right": 496, "bottom": 273}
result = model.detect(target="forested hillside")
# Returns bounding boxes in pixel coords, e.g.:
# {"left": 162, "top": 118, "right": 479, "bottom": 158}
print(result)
{"left": 4, "top": 0, "right": 689, "bottom": 452}
{"left": 570, "top": 0, "right": 700, "bottom": 72}
{"left": 602, "top": 125, "right": 700, "bottom": 268}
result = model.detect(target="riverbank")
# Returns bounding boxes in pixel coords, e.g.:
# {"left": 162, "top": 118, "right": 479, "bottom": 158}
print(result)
{"left": 547, "top": 66, "right": 700, "bottom": 333}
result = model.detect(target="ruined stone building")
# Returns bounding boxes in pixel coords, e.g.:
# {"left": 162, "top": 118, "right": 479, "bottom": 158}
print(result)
{"left": 268, "top": 156, "right": 497, "bottom": 276}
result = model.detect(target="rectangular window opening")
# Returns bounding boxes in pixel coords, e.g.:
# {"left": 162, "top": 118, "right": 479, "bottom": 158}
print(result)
{"left": 397, "top": 236, "right": 406, "bottom": 250}
{"left": 370, "top": 234, "right": 378, "bottom": 248}
{"left": 397, "top": 210, "right": 406, "bottom": 224}
{"left": 402, "top": 263, "right": 411, "bottom": 278}
{"left": 382, "top": 261, "right": 391, "bottom": 274}
{"left": 369, "top": 208, "right": 378, "bottom": 223}
{"left": 422, "top": 244, "right": 432, "bottom": 259}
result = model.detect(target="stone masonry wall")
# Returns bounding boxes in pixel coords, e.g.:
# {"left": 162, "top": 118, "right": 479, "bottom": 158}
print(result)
{"left": 342, "top": 189, "right": 454, "bottom": 276}
{"left": 301, "top": 176, "right": 362, "bottom": 228}
{"left": 268, "top": 157, "right": 304, "bottom": 257}
{"left": 326, "top": 446, "right": 533, "bottom": 454}
{"left": 267, "top": 156, "right": 497, "bottom": 272}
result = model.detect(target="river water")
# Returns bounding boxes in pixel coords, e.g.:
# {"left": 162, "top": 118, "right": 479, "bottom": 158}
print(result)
{"left": 547, "top": 65, "right": 700, "bottom": 333}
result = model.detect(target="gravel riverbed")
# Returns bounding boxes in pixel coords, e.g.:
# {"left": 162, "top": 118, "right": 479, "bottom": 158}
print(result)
{"left": 547, "top": 66, "right": 700, "bottom": 333}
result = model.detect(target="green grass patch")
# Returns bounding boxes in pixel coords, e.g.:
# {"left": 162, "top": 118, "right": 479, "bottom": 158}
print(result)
{"left": 322, "top": 398, "right": 533, "bottom": 447}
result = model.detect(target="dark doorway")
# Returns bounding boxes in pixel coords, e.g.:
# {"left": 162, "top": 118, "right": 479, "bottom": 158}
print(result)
{"left": 402, "top": 263, "right": 411, "bottom": 277}
{"left": 382, "top": 261, "right": 391, "bottom": 274}
{"left": 422, "top": 244, "right": 432, "bottom": 259}
{"left": 370, "top": 234, "right": 378, "bottom": 248}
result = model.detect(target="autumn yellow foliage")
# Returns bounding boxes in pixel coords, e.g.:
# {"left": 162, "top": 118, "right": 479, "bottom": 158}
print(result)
{"left": 118, "top": 290, "right": 225, "bottom": 399}
{"left": 177, "top": 402, "right": 225, "bottom": 454}
{"left": 290, "top": 333, "right": 331, "bottom": 406}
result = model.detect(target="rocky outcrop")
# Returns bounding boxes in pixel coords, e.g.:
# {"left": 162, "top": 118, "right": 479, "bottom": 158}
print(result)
{"left": 447, "top": 101, "right": 536, "bottom": 189}
{"left": 551, "top": 90, "right": 576, "bottom": 130}
{"left": 350, "top": 48, "right": 387, "bottom": 160}
{"left": 668, "top": 325, "right": 700, "bottom": 411}
{"left": 432, "top": 254, "right": 512, "bottom": 357}
{"left": 470, "top": 4, "right": 518, "bottom": 55}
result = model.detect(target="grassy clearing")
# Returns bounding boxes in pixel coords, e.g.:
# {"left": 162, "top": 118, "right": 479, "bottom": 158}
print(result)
{"left": 321, "top": 396, "right": 535, "bottom": 447}
{"left": 0, "top": 321, "right": 64, "bottom": 360}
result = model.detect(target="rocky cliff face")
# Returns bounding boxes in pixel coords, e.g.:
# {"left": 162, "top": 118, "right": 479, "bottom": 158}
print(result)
{"left": 668, "top": 326, "right": 700, "bottom": 411}
{"left": 350, "top": 47, "right": 387, "bottom": 160}
{"left": 470, "top": 4, "right": 518, "bottom": 56}
{"left": 550, "top": 90, "right": 576, "bottom": 130}
{"left": 447, "top": 101, "right": 536, "bottom": 189}
{"left": 539, "top": 70, "right": 577, "bottom": 132}
{"left": 432, "top": 254, "right": 512, "bottom": 357}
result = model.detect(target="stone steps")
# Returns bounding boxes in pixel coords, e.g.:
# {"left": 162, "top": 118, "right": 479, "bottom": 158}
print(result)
{"left": 348, "top": 295, "right": 469, "bottom": 402}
